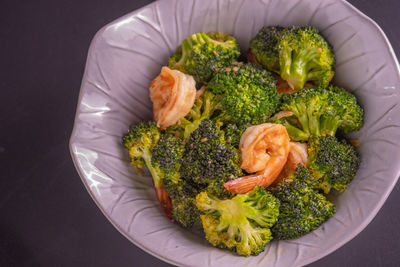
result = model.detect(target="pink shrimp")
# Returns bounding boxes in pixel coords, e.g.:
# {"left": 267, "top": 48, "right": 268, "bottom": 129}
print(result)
{"left": 224, "top": 123, "right": 290, "bottom": 194}
{"left": 272, "top": 142, "right": 308, "bottom": 186}
{"left": 150, "top": 66, "right": 196, "bottom": 129}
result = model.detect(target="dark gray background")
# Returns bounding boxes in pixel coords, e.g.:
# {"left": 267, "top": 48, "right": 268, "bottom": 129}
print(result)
{"left": 1, "top": 0, "right": 399, "bottom": 266}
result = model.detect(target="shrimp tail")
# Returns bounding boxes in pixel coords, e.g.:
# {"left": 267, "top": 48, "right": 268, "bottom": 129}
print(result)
{"left": 224, "top": 175, "right": 262, "bottom": 194}
{"left": 155, "top": 185, "right": 173, "bottom": 220}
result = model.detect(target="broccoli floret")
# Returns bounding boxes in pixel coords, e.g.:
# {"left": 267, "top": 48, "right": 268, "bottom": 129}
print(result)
{"left": 166, "top": 119, "right": 243, "bottom": 227}
{"left": 249, "top": 26, "right": 284, "bottom": 73}
{"left": 151, "top": 133, "right": 204, "bottom": 227}
{"left": 223, "top": 123, "right": 250, "bottom": 148}
{"left": 174, "top": 90, "right": 223, "bottom": 139}
{"left": 181, "top": 119, "right": 241, "bottom": 199}
{"left": 169, "top": 32, "right": 240, "bottom": 84}
{"left": 196, "top": 186, "right": 280, "bottom": 257}
{"left": 171, "top": 195, "right": 200, "bottom": 228}
{"left": 271, "top": 165, "right": 336, "bottom": 240}
{"left": 151, "top": 133, "right": 184, "bottom": 195}
{"left": 250, "top": 26, "right": 335, "bottom": 91}
{"left": 321, "top": 85, "right": 364, "bottom": 135}
{"left": 308, "top": 135, "right": 360, "bottom": 194}
{"left": 277, "top": 85, "right": 364, "bottom": 141}
{"left": 123, "top": 121, "right": 160, "bottom": 177}
{"left": 167, "top": 178, "right": 204, "bottom": 228}
{"left": 172, "top": 63, "right": 281, "bottom": 137}
{"left": 206, "top": 63, "right": 279, "bottom": 124}
{"left": 123, "top": 122, "right": 174, "bottom": 218}
{"left": 278, "top": 87, "right": 329, "bottom": 141}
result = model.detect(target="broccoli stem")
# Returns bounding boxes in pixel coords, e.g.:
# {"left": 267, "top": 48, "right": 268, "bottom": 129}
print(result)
{"left": 282, "top": 122, "right": 309, "bottom": 141}
{"left": 176, "top": 38, "right": 193, "bottom": 68}
{"left": 142, "top": 149, "right": 162, "bottom": 188}
{"left": 319, "top": 116, "right": 341, "bottom": 136}
{"left": 280, "top": 48, "right": 320, "bottom": 91}
{"left": 291, "top": 100, "right": 322, "bottom": 137}
{"left": 187, "top": 103, "right": 202, "bottom": 121}
{"left": 182, "top": 118, "right": 202, "bottom": 139}
{"left": 306, "top": 108, "right": 321, "bottom": 137}
{"left": 142, "top": 149, "right": 173, "bottom": 219}
{"left": 306, "top": 69, "right": 324, "bottom": 81}
{"left": 196, "top": 32, "right": 209, "bottom": 44}
{"left": 293, "top": 102, "right": 310, "bottom": 135}
{"left": 182, "top": 91, "right": 216, "bottom": 139}
{"left": 279, "top": 47, "right": 293, "bottom": 79}
{"left": 182, "top": 107, "right": 211, "bottom": 139}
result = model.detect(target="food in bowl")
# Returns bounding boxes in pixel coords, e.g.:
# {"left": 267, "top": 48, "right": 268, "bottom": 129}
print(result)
{"left": 122, "top": 26, "right": 363, "bottom": 257}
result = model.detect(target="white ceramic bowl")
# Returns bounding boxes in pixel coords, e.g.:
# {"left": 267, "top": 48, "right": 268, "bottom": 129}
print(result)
{"left": 70, "top": 0, "right": 400, "bottom": 266}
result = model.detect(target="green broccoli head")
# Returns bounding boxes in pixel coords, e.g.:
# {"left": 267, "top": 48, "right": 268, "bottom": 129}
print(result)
{"left": 150, "top": 132, "right": 205, "bottom": 227}
{"left": 277, "top": 86, "right": 364, "bottom": 141}
{"left": 180, "top": 119, "right": 241, "bottom": 199}
{"left": 223, "top": 123, "right": 250, "bottom": 148}
{"left": 196, "top": 186, "right": 280, "bottom": 256}
{"left": 123, "top": 121, "right": 160, "bottom": 172}
{"left": 321, "top": 85, "right": 364, "bottom": 135}
{"left": 167, "top": 178, "right": 205, "bottom": 228}
{"left": 171, "top": 195, "right": 200, "bottom": 228}
{"left": 169, "top": 32, "right": 240, "bottom": 84}
{"left": 278, "top": 86, "right": 329, "bottom": 141}
{"left": 151, "top": 132, "right": 184, "bottom": 193}
{"left": 206, "top": 63, "right": 280, "bottom": 124}
{"left": 158, "top": 120, "right": 243, "bottom": 227}
{"left": 308, "top": 135, "right": 360, "bottom": 194}
{"left": 250, "top": 26, "right": 335, "bottom": 91}
{"left": 271, "top": 165, "right": 336, "bottom": 240}
{"left": 168, "top": 176, "right": 233, "bottom": 229}
{"left": 249, "top": 26, "right": 284, "bottom": 73}
{"left": 123, "top": 122, "right": 175, "bottom": 218}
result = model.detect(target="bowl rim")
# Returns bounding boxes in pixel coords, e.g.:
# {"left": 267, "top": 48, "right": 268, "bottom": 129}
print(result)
{"left": 69, "top": 0, "right": 400, "bottom": 266}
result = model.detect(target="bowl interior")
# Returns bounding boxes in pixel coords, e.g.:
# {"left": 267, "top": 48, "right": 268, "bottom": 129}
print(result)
{"left": 70, "top": 0, "right": 400, "bottom": 266}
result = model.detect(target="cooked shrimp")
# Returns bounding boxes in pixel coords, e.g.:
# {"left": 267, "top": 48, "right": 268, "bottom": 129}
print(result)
{"left": 269, "top": 110, "right": 294, "bottom": 121}
{"left": 195, "top": 85, "right": 206, "bottom": 99}
{"left": 150, "top": 66, "right": 196, "bottom": 129}
{"left": 224, "top": 123, "right": 290, "bottom": 194}
{"left": 272, "top": 142, "right": 308, "bottom": 186}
